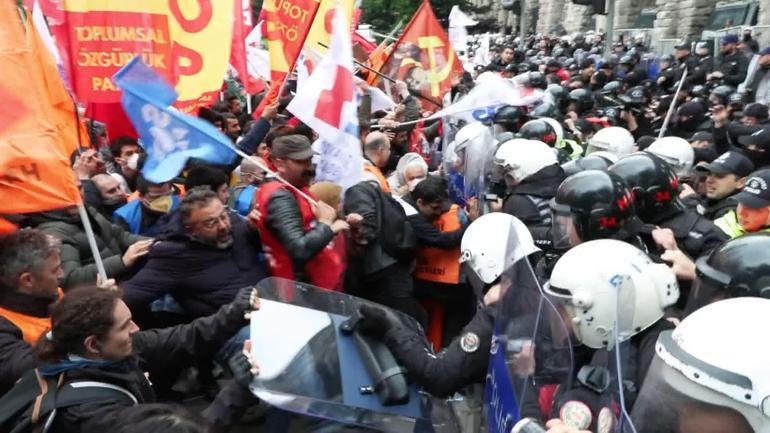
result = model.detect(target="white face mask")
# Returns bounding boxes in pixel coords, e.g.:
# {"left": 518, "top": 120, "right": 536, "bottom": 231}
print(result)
{"left": 126, "top": 153, "right": 140, "bottom": 170}
{"left": 407, "top": 177, "right": 425, "bottom": 192}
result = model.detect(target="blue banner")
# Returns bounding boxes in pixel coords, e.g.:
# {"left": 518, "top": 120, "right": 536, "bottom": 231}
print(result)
{"left": 113, "top": 57, "right": 236, "bottom": 184}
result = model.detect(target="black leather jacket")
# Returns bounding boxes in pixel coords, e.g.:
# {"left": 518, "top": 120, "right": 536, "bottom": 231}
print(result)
{"left": 264, "top": 188, "right": 335, "bottom": 282}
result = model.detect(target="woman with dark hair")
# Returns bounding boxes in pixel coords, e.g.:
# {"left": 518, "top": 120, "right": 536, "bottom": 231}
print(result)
{"left": 115, "top": 404, "right": 207, "bottom": 433}
{"left": 0, "top": 285, "right": 259, "bottom": 432}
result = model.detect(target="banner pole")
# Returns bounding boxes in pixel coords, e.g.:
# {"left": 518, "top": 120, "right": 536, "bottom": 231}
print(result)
{"left": 77, "top": 204, "right": 108, "bottom": 282}
{"left": 658, "top": 67, "right": 687, "bottom": 139}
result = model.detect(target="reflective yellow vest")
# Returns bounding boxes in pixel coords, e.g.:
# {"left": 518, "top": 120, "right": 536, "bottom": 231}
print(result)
{"left": 714, "top": 210, "right": 770, "bottom": 239}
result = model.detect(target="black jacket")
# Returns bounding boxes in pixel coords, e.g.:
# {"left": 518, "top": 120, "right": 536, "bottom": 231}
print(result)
{"left": 717, "top": 51, "right": 750, "bottom": 87}
{"left": 264, "top": 188, "right": 335, "bottom": 282}
{"left": 645, "top": 208, "right": 728, "bottom": 260}
{"left": 26, "top": 208, "right": 147, "bottom": 289}
{"left": 502, "top": 164, "right": 564, "bottom": 221}
{"left": 682, "top": 194, "right": 738, "bottom": 221}
{"left": 343, "top": 181, "right": 402, "bottom": 276}
{"left": 402, "top": 194, "right": 466, "bottom": 250}
{"left": 383, "top": 304, "right": 494, "bottom": 397}
{"left": 0, "top": 297, "right": 251, "bottom": 431}
{"left": 121, "top": 212, "right": 268, "bottom": 318}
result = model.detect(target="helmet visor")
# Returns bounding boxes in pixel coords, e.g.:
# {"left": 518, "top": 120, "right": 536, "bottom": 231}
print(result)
{"left": 551, "top": 204, "right": 581, "bottom": 250}
{"left": 631, "top": 345, "right": 756, "bottom": 433}
{"left": 683, "top": 256, "right": 731, "bottom": 317}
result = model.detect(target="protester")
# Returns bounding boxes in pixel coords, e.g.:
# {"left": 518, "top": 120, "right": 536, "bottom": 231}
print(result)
{"left": 90, "top": 173, "right": 128, "bottom": 219}
{"left": 120, "top": 188, "right": 268, "bottom": 324}
{"left": 0, "top": 230, "right": 62, "bottom": 395}
{"left": 388, "top": 152, "right": 429, "bottom": 197}
{"left": 255, "top": 135, "right": 347, "bottom": 290}
{"left": 114, "top": 176, "right": 180, "bottom": 236}
{"left": 362, "top": 131, "right": 393, "bottom": 192}
{"left": 0, "top": 285, "right": 260, "bottom": 432}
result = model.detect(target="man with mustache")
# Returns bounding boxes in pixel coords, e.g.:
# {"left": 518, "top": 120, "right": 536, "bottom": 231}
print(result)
{"left": 255, "top": 135, "right": 348, "bottom": 290}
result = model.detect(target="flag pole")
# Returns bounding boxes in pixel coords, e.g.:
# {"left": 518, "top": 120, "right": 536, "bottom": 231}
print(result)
{"left": 658, "top": 67, "right": 687, "bottom": 139}
{"left": 69, "top": 93, "right": 108, "bottom": 283}
{"left": 231, "top": 147, "right": 319, "bottom": 206}
{"left": 76, "top": 204, "right": 108, "bottom": 282}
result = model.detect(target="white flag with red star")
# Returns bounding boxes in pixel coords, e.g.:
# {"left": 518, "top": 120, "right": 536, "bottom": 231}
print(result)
{"left": 287, "top": 1, "right": 362, "bottom": 190}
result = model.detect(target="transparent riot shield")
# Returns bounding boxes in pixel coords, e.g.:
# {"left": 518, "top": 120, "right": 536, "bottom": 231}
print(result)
{"left": 484, "top": 222, "right": 575, "bottom": 433}
{"left": 248, "top": 277, "right": 460, "bottom": 433}
{"left": 455, "top": 123, "right": 497, "bottom": 198}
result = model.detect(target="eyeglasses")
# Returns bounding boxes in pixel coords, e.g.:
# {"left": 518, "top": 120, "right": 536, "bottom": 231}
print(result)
{"left": 189, "top": 210, "right": 229, "bottom": 229}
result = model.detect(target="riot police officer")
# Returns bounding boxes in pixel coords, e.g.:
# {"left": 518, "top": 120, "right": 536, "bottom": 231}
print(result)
{"left": 493, "top": 105, "right": 528, "bottom": 143}
{"left": 356, "top": 213, "right": 538, "bottom": 398}
{"left": 608, "top": 152, "right": 728, "bottom": 262}
{"left": 494, "top": 139, "right": 565, "bottom": 243}
{"left": 631, "top": 297, "right": 770, "bottom": 433}
{"left": 707, "top": 34, "right": 749, "bottom": 86}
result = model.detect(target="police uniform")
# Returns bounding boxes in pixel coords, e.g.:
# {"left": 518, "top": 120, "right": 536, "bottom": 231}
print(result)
{"left": 716, "top": 51, "right": 750, "bottom": 87}
{"left": 641, "top": 210, "right": 729, "bottom": 260}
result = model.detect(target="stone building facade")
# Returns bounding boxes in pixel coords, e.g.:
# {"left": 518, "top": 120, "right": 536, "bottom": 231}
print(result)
{"left": 470, "top": 0, "right": 770, "bottom": 44}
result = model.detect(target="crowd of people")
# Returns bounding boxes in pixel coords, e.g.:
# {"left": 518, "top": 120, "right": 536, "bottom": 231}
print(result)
{"left": 2, "top": 25, "right": 770, "bottom": 433}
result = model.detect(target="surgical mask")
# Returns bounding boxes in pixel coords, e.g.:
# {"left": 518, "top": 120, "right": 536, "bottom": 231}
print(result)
{"left": 144, "top": 195, "right": 173, "bottom": 214}
{"left": 407, "top": 177, "right": 424, "bottom": 192}
{"left": 126, "top": 153, "right": 140, "bottom": 170}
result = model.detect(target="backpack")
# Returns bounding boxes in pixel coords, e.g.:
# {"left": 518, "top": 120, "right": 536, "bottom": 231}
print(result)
{"left": 0, "top": 369, "right": 137, "bottom": 433}
{"left": 374, "top": 187, "right": 417, "bottom": 263}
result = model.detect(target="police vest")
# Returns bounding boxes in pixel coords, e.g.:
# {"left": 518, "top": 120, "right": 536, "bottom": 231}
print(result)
{"left": 363, "top": 164, "right": 392, "bottom": 193}
{"left": 557, "top": 139, "right": 584, "bottom": 160}
{"left": 714, "top": 210, "right": 770, "bottom": 239}
{"left": 414, "top": 205, "right": 462, "bottom": 284}
{"left": 256, "top": 181, "right": 343, "bottom": 290}
{"left": 113, "top": 196, "right": 180, "bottom": 235}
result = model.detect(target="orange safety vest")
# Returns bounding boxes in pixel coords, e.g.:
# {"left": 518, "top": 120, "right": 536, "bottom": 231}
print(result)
{"left": 414, "top": 205, "right": 462, "bottom": 284}
{"left": 363, "top": 164, "right": 392, "bottom": 193}
{"left": 0, "top": 288, "right": 62, "bottom": 344}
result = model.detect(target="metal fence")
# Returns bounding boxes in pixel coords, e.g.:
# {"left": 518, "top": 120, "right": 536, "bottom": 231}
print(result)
{"left": 653, "top": 39, "right": 680, "bottom": 56}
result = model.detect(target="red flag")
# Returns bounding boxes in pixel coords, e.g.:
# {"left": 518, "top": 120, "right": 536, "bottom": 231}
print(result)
{"left": 230, "top": 0, "right": 256, "bottom": 94}
{"left": 380, "top": 0, "right": 463, "bottom": 108}
{"left": 254, "top": 0, "right": 320, "bottom": 116}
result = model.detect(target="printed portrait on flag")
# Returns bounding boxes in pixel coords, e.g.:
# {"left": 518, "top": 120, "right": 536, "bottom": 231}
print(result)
{"left": 379, "top": 0, "right": 464, "bottom": 108}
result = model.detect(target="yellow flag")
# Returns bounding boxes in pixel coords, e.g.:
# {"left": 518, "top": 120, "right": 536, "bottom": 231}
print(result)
{"left": 304, "top": 0, "right": 354, "bottom": 53}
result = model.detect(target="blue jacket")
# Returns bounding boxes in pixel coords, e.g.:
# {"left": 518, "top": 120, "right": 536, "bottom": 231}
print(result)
{"left": 113, "top": 197, "right": 180, "bottom": 236}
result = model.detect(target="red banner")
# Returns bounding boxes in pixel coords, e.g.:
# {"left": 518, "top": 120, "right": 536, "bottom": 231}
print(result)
{"left": 380, "top": 0, "right": 463, "bottom": 108}
{"left": 51, "top": 1, "right": 235, "bottom": 112}
{"left": 255, "top": 0, "right": 320, "bottom": 113}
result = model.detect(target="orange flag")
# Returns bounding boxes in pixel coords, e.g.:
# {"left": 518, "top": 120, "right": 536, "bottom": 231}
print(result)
{"left": 365, "top": 40, "right": 391, "bottom": 85}
{"left": 0, "top": 3, "right": 82, "bottom": 214}
{"left": 254, "top": 0, "right": 320, "bottom": 115}
{"left": 379, "top": 0, "right": 464, "bottom": 108}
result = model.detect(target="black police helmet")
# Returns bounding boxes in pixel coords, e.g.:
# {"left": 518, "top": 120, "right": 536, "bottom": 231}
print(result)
{"left": 493, "top": 105, "right": 526, "bottom": 132}
{"left": 518, "top": 118, "right": 559, "bottom": 147}
{"left": 608, "top": 152, "right": 684, "bottom": 224}
{"left": 686, "top": 233, "right": 770, "bottom": 315}
{"left": 551, "top": 170, "right": 640, "bottom": 248}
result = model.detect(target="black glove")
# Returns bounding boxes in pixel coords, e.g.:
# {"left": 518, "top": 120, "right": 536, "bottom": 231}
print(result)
{"left": 229, "top": 286, "right": 257, "bottom": 317}
{"left": 357, "top": 303, "right": 399, "bottom": 339}
{"left": 228, "top": 350, "right": 256, "bottom": 389}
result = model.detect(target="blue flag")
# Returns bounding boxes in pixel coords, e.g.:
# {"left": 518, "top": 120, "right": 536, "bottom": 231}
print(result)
{"left": 113, "top": 57, "right": 236, "bottom": 184}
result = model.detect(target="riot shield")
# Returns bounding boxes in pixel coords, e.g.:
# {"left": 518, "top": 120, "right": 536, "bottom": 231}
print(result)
{"left": 248, "top": 277, "right": 460, "bottom": 433}
{"left": 458, "top": 123, "right": 496, "bottom": 201}
{"left": 484, "top": 221, "right": 575, "bottom": 433}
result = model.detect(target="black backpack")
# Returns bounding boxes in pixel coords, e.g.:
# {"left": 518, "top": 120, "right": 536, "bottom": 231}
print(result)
{"left": 0, "top": 369, "right": 137, "bottom": 433}
{"left": 374, "top": 187, "right": 417, "bottom": 263}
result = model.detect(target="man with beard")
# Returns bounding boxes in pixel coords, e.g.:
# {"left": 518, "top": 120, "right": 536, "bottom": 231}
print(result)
{"left": 90, "top": 174, "right": 128, "bottom": 219}
{"left": 255, "top": 135, "right": 348, "bottom": 290}
{"left": 708, "top": 34, "right": 749, "bottom": 86}
{"left": 121, "top": 187, "right": 268, "bottom": 325}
